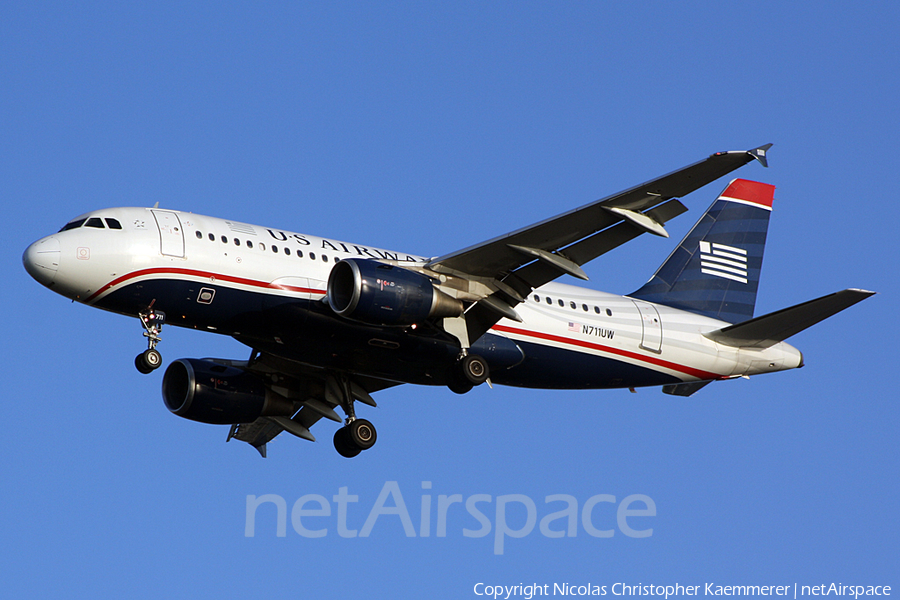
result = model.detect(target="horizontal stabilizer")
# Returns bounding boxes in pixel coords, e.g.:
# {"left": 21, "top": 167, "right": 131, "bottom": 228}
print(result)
{"left": 704, "top": 289, "right": 875, "bottom": 348}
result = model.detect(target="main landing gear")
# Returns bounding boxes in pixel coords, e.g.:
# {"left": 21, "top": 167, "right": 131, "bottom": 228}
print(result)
{"left": 441, "top": 316, "right": 490, "bottom": 394}
{"left": 333, "top": 418, "right": 377, "bottom": 458}
{"left": 447, "top": 352, "right": 490, "bottom": 395}
{"left": 330, "top": 375, "right": 378, "bottom": 458}
{"left": 134, "top": 309, "right": 165, "bottom": 374}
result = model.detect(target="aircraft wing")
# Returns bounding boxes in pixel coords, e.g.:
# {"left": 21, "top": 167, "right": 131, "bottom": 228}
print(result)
{"left": 428, "top": 145, "right": 770, "bottom": 285}
{"left": 216, "top": 351, "right": 401, "bottom": 457}
{"left": 424, "top": 145, "right": 771, "bottom": 340}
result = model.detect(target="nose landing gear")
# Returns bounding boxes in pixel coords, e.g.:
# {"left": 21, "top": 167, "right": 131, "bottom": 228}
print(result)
{"left": 134, "top": 309, "right": 165, "bottom": 374}
{"left": 135, "top": 348, "right": 162, "bottom": 374}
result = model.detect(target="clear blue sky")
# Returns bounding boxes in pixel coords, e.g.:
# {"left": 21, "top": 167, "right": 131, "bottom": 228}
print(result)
{"left": 2, "top": 2, "right": 897, "bottom": 598}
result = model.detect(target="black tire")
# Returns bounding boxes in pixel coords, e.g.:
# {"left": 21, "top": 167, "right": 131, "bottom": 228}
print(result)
{"left": 135, "top": 353, "right": 154, "bottom": 374}
{"left": 447, "top": 370, "right": 474, "bottom": 394}
{"left": 460, "top": 354, "right": 489, "bottom": 385}
{"left": 142, "top": 348, "right": 162, "bottom": 370}
{"left": 333, "top": 427, "right": 362, "bottom": 458}
{"left": 349, "top": 419, "right": 377, "bottom": 450}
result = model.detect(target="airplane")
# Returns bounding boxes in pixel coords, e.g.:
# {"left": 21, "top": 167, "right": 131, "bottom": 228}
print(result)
{"left": 23, "top": 144, "right": 874, "bottom": 458}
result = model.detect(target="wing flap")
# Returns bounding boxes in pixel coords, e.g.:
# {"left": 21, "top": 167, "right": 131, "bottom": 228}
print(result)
{"left": 230, "top": 418, "right": 285, "bottom": 457}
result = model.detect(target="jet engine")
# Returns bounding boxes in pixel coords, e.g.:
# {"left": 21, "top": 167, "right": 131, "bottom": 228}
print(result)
{"left": 162, "top": 359, "right": 293, "bottom": 425}
{"left": 327, "top": 259, "right": 463, "bottom": 326}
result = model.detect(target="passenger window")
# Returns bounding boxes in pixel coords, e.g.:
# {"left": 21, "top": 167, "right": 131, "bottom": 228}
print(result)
{"left": 594, "top": 306, "right": 601, "bottom": 314}
{"left": 195, "top": 231, "right": 203, "bottom": 239}
{"left": 558, "top": 299, "right": 564, "bottom": 307}
{"left": 221, "top": 235, "right": 228, "bottom": 243}
{"left": 297, "top": 250, "right": 303, "bottom": 258}
{"left": 246, "top": 241, "right": 253, "bottom": 249}
{"left": 234, "top": 238, "right": 240, "bottom": 246}
{"left": 310, "top": 252, "right": 316, "bottom": 260}
{"left": 60, "top": 219, "right": 86, "bottom": 232}
{"left": 272, "top": 245, "right": 278, "bottom": 253}
{"left": 322, "top": 255, "right": 328, "bottom": 262}
{"left": 582, "top": 304, "right": 588, "bottom": 312}
{"left": 85, "top": 217, "right": 105, "bottom": 228}
{"left": 570, "top": 302, "right": 576, "bottom": 309}
{"left": 106, "top": 218, "right": 122, "bottom": 230}
{"left": 546, "top": 297, "right": 552, "bottom": 305}
{"left": 533, "top": 295, "right": 540, "bottom": 302}
{"left": 284, "top": 247, "right": 291, "bottom": 256}
{"left": 606, "top": 309, "right": 613, "bottom": 316}
{"left": 259, "top": 243, "right": 266, "bottom": 251}
{"left": 208, "top": 233, "right": 215, "bottom": 241}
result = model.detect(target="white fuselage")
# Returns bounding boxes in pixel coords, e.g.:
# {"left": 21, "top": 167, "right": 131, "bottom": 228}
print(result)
{"left": 24, "top": 206, "right": 804, "bottom": 389}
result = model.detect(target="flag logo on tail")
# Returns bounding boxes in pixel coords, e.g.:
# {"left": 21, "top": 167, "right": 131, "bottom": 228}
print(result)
{"left": 699, "top": 240, "right": 748, "bottom": 284}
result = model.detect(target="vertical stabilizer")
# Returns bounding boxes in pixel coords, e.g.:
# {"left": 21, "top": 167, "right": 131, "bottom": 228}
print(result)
{"left": 630, "top": 179, "right": 775, "bottom": 323}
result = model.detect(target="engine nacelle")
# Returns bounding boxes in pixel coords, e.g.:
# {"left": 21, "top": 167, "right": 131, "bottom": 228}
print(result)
{"left": 162, "top": 359, "right": 293, "bottom": 425}
{"left": 327, "top": 259, "right": 463, "bottom": 326}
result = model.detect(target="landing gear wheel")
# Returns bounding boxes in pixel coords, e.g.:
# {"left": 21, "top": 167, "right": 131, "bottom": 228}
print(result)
{"left": 460, "top": 354, "right": 489, "bottom": 385}
{"left": 143, "top": 348, "right": 162, "bottom": 369}
{"left": 447, "top": 369, "right": 474, "bottom": 394}
{"left": 135, "top": 354, "right": 153, "bottom": 374}
{"left": 349, "top": 418, "right": 377, "bottom": 450}
{"left": 135, "top": 349, "right": 162, "bottom": 374}
{"left": 333, "top": 426, "right": 362, "bottom": 458}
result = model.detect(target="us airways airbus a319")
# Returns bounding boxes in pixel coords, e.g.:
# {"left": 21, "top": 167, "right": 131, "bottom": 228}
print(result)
{"left": 23, "top": 145, "right": 873, "bottom": 458}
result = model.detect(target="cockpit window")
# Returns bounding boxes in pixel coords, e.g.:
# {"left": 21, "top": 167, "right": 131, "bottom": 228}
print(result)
{"left": 106, "top": 218, "right": 122, "bottom": 229}
{"left": 59, "top": 219, "right": 86, "bottom": 232}
{"left": 85, "top": 217, "right": 105, "bottom": 228}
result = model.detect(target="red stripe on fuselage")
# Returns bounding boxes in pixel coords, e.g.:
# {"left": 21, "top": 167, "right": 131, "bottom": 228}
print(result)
{"left": 90, "top": 268, "right": 722, "bottom": 381}
{"left": 491, "top": 323, "right": 722, "bottom": 380}
{"left": 86, "top": 267, "right": 325, "bottom": 303}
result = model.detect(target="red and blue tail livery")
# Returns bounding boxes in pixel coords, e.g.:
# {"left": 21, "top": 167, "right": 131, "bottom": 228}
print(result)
{"left": 632, "top": 178, "right": 775, "bottom": 323}
{"left": 23, "top": 146, "right": 874, "bottom": 457}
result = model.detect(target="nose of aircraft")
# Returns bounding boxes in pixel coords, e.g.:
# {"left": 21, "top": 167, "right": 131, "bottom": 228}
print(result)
{"left": 23, "top": 236, "right": 61, "bottom": 287}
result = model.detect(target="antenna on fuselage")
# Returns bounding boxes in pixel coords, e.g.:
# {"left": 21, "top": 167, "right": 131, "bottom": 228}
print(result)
{"left": 152, "top": 202, "right": 159, "bottom": 208}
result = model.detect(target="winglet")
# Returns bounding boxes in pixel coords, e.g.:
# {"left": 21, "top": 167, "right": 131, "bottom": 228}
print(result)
{"left": 711, "top": 143, "right": 772, "bottom": 169}
{"left": 748, "top": 143, "right": 772, "bottom": 168}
